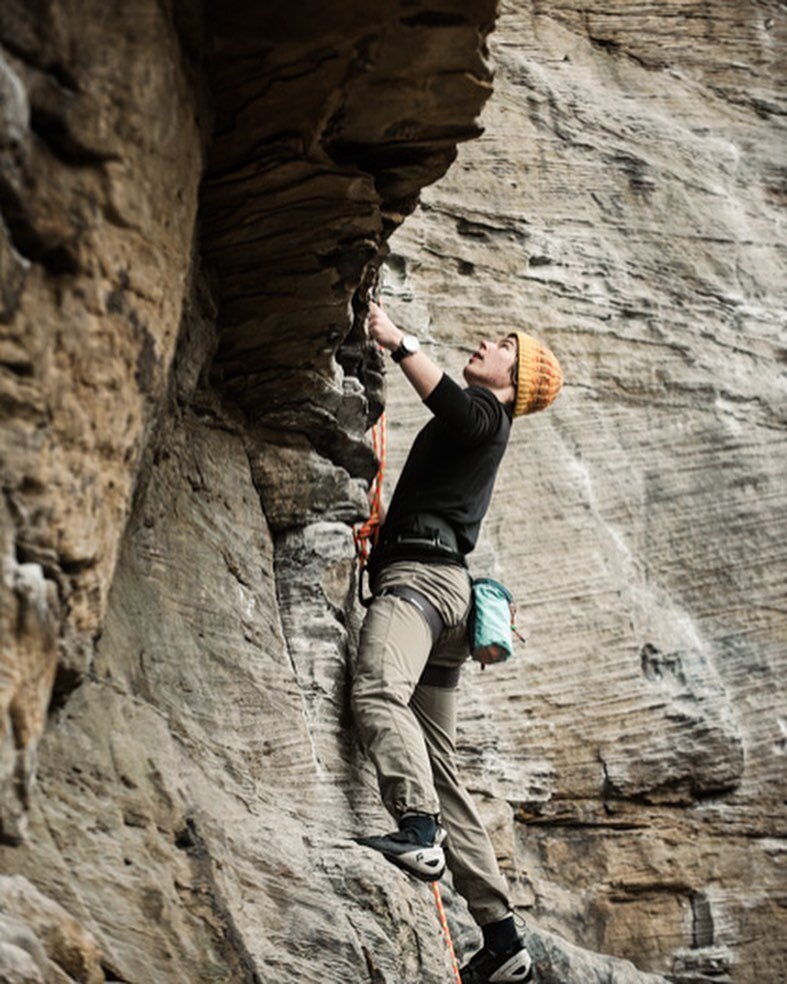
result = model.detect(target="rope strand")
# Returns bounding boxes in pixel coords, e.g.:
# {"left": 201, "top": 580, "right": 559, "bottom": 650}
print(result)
{"left": 353, "top": 412, "right": 387, "bottom": 566}
{"left": 432, "top": 882, "right": 462, "bottom": 984}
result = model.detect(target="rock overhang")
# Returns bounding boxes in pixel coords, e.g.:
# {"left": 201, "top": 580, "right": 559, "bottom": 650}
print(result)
{"left": 199, "top": 0, "right": 497, "bottom": 474}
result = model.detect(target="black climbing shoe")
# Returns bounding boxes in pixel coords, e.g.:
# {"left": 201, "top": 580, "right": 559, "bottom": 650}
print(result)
{"left": 355, "top": 826, "right": 446, "bottom": 882}
{"left": 460, "top": 939, "right": 534, "bottom": 983}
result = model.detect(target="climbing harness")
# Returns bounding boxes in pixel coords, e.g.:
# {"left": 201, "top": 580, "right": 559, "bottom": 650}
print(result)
{"left": 378, "top": 585, "right": 444, "bottom": 644}
{"left": 432, "top": 882, "right": 462, "bottom": 984}
{"left": 353, "top": 411, "right": 386, "bottom": 604}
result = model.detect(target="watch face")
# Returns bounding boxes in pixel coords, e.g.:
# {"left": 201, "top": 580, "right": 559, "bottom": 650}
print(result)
{"left": 392, "top": 334, "right": 419, "bottom": 363}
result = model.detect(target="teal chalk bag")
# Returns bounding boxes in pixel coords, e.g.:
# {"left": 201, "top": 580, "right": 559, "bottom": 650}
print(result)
{"left": 468, "top": 577, "right": 525, "bottom": 668}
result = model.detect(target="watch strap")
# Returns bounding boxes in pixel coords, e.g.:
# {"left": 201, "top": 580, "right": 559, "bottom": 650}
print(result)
{"left": 391, "top": 335, "right": 419, "bottom": 363}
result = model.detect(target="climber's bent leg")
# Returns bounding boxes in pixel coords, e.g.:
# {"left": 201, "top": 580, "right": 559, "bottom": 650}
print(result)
{"left": 351, "top": 559, "right": 471, "bottom": 820}
{"left": 351, "top": 589, "right": 439, "bottom": 817}
{"left": 410, "top": 675, "right": 512, "bottom": 925}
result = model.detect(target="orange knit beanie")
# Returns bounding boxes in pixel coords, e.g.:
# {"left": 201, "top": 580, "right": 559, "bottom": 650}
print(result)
{"left": 512, "top": 331, "right": 563, "bottom": 417}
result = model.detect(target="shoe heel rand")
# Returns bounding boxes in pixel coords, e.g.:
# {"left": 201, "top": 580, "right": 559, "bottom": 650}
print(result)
{"left": 412, "top": 846, "right": 443, "bottom": 865}
{"left": 489, "top": 948, "right": 533, "bottom": 982}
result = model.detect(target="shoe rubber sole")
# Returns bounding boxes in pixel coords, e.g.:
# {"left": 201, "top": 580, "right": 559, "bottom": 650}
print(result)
{"left": 383, "top": 846, "right": 445, "bottom": 883}
{"left": 489, "top": 947, "right": 533, "bottom": 983}
{"left": 461, "top": 945, "right": 534, "bottom": 984}
{"left": 355, "top": 836, "right": 446, "bottom": 882}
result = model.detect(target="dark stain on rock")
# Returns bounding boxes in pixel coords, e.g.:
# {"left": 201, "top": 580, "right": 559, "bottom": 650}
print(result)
{"left": 691, "top": 891, "right": 714, "bottom": 948}
{"left": 456, "top": 217, "right": 490, "bottom": 240}
{"left": 589, "top": 35, "right": 621, "bottom": 55}
{"left": 106, "top": 287, "right": 124, "bottom": 314}
{"left": 173, "top": 816, "right": 263, "bottom": 984}
{"left": 0, "top": 219, "right": 29, "bottom": 323}
{"left": 0, "top": 180, "right": 80, "bottom": 274}
{"left": 134, "top": 322, "right": 158, "bottom": 393}
{"left": 640, "top": 642, "right": 687, "bottom": 686}
{"left": 605, "top": 152, "right": 656, "bottom": 195}
{"left": 139, "top": 886, "right": 165, "bottom": 921}
{"left": 48, "top": 663, "right": 83, "bottom": 715}
{"left": 101, "top": 960, "right": 130, "bottom": 982}
{"left": 29, "top": 104, "right": 117, "bottom": 167}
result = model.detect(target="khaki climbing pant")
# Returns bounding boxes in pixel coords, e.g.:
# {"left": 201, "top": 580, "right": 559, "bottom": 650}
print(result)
{"left": 351, "top": 559, "right": 512, "bottom": 926}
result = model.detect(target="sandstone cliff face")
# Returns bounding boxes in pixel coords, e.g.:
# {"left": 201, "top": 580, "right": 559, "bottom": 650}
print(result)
{"left": 1, "top": 1, "right": 785, "bottom": 983}
{"left": 1, "top": 0, "right": 204, "bottom": 849}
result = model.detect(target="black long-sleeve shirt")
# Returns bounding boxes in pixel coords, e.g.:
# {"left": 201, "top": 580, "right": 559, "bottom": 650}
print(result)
{"left": 381, "top": 373, "right": 512, "bottom": 555}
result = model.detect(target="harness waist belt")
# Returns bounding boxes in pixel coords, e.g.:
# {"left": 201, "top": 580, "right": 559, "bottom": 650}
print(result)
{"left": 378, "top": 586, "right": 444, "bottom": 644}
{"left": 376, "top": 540, "right": 467, "bottom": 570}
{"left": 384, "top": 512, "right": 460, "bottom": 555}
{"left": 392, "top": 531, "right": 456, "bottom": 551}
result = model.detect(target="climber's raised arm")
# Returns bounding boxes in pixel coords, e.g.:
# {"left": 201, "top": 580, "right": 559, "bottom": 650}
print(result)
{"left": 366, "top": 301, "right": 442, "bottom": 400}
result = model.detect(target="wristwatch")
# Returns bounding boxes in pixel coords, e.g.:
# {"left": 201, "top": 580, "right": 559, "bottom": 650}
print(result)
{"left": 391, "top": 334, "right": 420, "bottom": 364}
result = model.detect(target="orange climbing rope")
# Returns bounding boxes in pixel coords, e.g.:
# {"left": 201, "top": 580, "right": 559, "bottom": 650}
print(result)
{"left": 353, "top": 412, "right": 387, "bottom": 568}
{"left": 432, "top": 882, "right": 462, "bottom": 984}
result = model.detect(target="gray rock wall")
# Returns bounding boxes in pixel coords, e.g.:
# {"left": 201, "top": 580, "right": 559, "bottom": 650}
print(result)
{"left": 1, "top": 1, "right": 784, "bottom": 982}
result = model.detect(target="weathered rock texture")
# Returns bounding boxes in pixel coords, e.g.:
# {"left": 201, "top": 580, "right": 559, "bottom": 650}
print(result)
{"left": 0, "top": 0, "right": 203, "bottom": 844}
{"left": 1, "top": 0, "right": 785, "bottom": 982}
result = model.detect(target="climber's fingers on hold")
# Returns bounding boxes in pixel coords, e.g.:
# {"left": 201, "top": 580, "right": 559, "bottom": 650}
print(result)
{"left": 367, "top": 302, "right": 400, "bottom": 351}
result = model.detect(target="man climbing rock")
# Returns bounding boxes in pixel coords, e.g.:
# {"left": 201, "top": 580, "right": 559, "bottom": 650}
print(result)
{"left": 351, "top": 300, "right": 563, "bottom": 984}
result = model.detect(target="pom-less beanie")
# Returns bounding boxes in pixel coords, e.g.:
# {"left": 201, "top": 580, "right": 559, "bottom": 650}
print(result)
{"left": 512, "top": 331, "right": 564, "bottom": 417}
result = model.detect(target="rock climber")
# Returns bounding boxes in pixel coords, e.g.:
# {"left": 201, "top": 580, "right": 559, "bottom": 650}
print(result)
{"left": 351, "top": 299, "right": 563, "bottom": 984}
